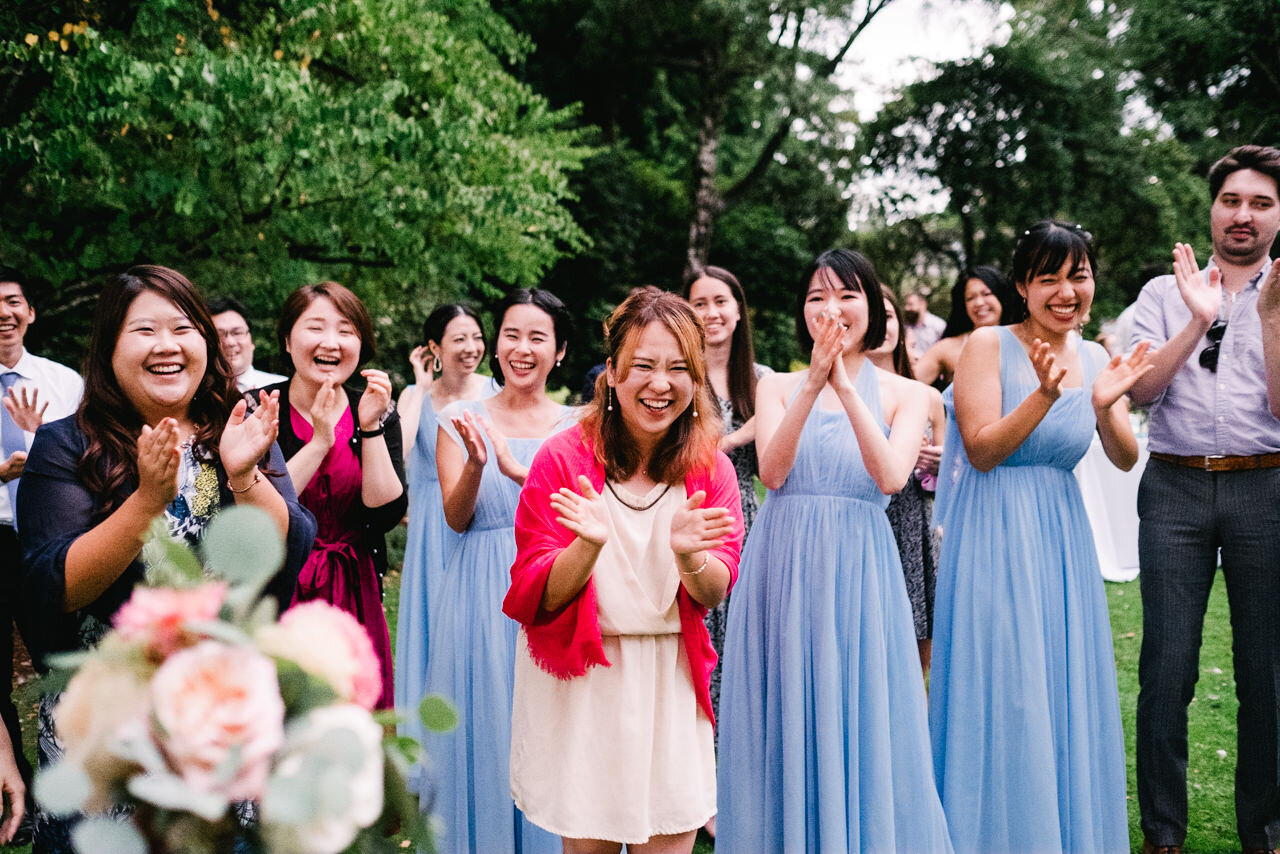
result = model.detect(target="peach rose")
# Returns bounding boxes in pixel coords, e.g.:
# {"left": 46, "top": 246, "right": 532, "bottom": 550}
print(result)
{"left": 113, "top": 583, "right": 228, "bottom": 662}
{"left": 255, "top": 602, "right": 381, "bottom": 709}
{"left": 150, "top": 641, "right": 284, "bottom": 801}
{"left": 54, "top": 658, "right": 153, "bottom": 809}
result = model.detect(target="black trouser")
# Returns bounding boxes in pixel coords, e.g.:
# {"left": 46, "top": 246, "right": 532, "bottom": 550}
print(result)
{"left": 1136, "top": 460, "right": 1280, "bottom": 849}
{"left": 0, "top": 524, "right": 33, "bottom": 790}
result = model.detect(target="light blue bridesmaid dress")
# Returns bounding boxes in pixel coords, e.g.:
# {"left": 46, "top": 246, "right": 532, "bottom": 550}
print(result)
{"left": 716, "top": 361, "right": 953, "bottom": 853}
{"left": 930, "top": 326, "right": 1127, "bottom": 853}
{"left": 421, "top": 398, "right": 566, "bottom": 854}
{"left": 395, "top": 383, "right": 491, "bottom": 791}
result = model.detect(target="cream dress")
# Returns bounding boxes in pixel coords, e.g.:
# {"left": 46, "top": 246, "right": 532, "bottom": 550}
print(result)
{"left": 509, "top": 481, "right": 717, "bottom": 843}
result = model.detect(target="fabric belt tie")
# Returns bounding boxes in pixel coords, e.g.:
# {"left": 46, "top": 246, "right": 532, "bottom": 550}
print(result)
{"left": 1149, "top": 451, "right": 1280, "bottom": 472}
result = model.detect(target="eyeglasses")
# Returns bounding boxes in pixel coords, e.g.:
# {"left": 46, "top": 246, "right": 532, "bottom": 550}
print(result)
{"left": 218, "top": 327, "right": 251, "bottom": 342}
{"left": 1198, "top": 319, "right": 1227, "bottom": 372}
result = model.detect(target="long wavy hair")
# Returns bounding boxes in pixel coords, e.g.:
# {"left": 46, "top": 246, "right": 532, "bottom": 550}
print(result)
{"left": 684, "top": 266, "right": 759, "bottom": 422}
{"left": 880, "top": 285, "right": 915, "bottom": 379}
{"left": 581, "top": 287, "right": 721, "bottom": 484}
{"left": 77, "top": 266, "right": 237, "bottom": 510}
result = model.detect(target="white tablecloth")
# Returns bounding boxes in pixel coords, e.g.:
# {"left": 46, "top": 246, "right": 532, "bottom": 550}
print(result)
{"left": 1074, "top": 429, "right": 1148, "bottom": 582}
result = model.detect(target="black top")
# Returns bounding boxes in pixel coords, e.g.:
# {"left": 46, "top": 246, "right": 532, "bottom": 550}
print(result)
{"left": 263, "top": 380, "right": 408, "bottom": 578}
{"left": 17, "top": 415, "right": 317, "bottom": 667}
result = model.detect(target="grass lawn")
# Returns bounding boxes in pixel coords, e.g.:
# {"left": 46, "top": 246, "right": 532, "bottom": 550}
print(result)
{"left": 8, "top": 536, "right": 1246, "bottom": 853}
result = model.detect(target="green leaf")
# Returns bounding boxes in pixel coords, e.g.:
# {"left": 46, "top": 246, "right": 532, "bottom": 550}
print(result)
{"left": 127, "top": 772, "right": 230, "bottom": 822}
{"left": 71, "top": 817, "right": 148, "bottom": 854}
{"left": 418, "top": 694, "right": 457, "bottom": 732}
{"left": 142, "top": 517, "right": 204, "bottom": 587}
{"left": 200, "top": 504, "right": 284, "bottom": 591}
{"left": 33, "top": 761, "right": 92, "bottom": 817}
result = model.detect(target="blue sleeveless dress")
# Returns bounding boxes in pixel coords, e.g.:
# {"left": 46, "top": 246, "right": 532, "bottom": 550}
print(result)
{"left": 421, "top": 399, "right": 565, "bottom": 854}
{"left": 717, "top": 361, "right": 953, "bottom": 853}
{"left": 930, "top": 327, "right": 1127, "bottom": 853}
{"left": 395, "top": 382, "right": 493, "bottom": 791}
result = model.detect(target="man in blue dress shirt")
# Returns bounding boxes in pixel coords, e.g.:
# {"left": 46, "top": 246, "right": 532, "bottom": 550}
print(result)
{"left": 1129, "top": 145, "right": 1280, "bottom": 854}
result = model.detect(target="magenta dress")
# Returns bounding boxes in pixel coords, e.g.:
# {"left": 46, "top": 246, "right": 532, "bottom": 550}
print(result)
{"left": 289, "top": 405, "right": 395, "bottom": 709}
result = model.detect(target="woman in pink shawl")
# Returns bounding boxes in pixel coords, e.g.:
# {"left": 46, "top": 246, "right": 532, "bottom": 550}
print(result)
{"left": 503, "top": 287, "right": 744, "bottom": 854}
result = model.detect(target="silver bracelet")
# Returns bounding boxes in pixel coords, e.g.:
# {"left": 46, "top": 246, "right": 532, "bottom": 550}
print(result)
{"left": 679, "top": 552, "right": 709, "bottom": 576}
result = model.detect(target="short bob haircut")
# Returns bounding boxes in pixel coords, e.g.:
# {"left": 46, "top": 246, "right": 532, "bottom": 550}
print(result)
{"left": 422, "top": 303, "right": 485, "bottom": 349}
{"left": 796, "top": 249, "right": 887, "bottom": 353}
{"left": 78, "top": 265, "right": 237, "bottom": 505}
{"left": 276, "top": 281, "right": 376, "bottom": 369}
{"left": 1208, "top": 144, "right": 1280, "bottom": 202}
{"left": 939, "top": 265, "right": 1023, "bottom": 339}
{"left": 582, "top": 286, "right": 722, "bottom": 484}
{"left": 1010, "top": 221, "right": 1098, "bottom": 293}
{"left": 489, "top": 288, "right": 572, "bottom": 387}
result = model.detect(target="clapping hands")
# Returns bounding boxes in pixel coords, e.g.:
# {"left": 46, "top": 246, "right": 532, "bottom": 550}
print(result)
{"left": 551, "top": 475, "right": 610, "bottom": 546}
{"left": 1093, "top": 341, "right": 1154, "bottom": 412}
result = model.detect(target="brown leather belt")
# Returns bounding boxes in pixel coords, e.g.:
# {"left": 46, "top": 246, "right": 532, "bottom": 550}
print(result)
{"left": 1150, "top": 451, "right": 1280, "bottom": 472}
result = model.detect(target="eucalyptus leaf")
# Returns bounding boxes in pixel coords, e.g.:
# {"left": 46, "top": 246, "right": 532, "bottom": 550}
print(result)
{"left": 142, "top": 517, "right": 203, "bottom": 586}
{"left": 70, "top": 816, "right": 148, "bottom": 854}
{"left": 199, "top": 505, "right": 285, "bottom": 586}
{"left": 127, "top": 772, "right": 230, "bottom": 821}
{"left": 419, "top": 694, "right": 457, "bottom": 732}
{"left": 33, "top": 761, "right": 92, "bottom": 816}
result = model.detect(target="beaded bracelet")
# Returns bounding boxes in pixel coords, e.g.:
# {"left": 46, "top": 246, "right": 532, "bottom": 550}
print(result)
{"left": 679, "top": 552, "right": 709, "bottom": 576}
{"left": 227, "top": 470, "right": 261, "bottom": 494}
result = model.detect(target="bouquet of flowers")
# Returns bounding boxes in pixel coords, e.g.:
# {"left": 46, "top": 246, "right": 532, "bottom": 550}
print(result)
{"left": 34, "top": 506, "right": 452, "bottom": 854}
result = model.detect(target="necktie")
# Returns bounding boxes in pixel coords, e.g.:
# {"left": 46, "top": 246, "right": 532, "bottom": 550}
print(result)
{"left": 0, "top": 373, "right": 26, "bottom": 516}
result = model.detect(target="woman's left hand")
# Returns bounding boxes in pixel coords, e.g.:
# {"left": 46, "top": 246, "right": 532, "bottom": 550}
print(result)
{"left": 220, "top": 390, "right": 280, "bottom": 478}
{"left": 915, "top": 441, "right": 943, "bottom": 476}
{"left": 670, "top": 489, "right": 735, "bottom": 556}
{"left": 357, "top": 369, "right": 393, "bottom": 432}
{"left": 1092, "top": 341, "right": 1154, "bottom": 412}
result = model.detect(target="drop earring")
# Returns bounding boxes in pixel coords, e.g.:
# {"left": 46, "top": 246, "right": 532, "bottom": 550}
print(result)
{"left": 692, "top": 388, "right": 698, "bottom": 419}
{"left": 606, "top": 386, "right": 613, "bottom": 411}
{"left": 556, "top": 359, "right": 562, "bottom": 367}
{"left": 431, "top": 355, "right": 442, "bottom": 373}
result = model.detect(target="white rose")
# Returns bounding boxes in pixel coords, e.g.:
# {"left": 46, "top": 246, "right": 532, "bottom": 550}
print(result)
{"left": 260, "top": 704, "right": 384, "bottom": 854}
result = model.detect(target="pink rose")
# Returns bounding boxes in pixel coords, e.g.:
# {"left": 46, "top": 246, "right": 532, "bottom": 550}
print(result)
{"left": 256, "top": 602, "right": 381, "bottom": 710}
{"left": 113, "top": 583, "right": 228, "bottom": 662}
{"left": 150, "top": 641, "right": 284, "bottom": 801}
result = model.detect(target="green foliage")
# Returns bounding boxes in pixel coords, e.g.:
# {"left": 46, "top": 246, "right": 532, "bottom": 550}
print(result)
{"left": 859, "top": 0, "right": 1208, "bottom": 315}
{"left": 0, "top": 0, "right": 590, "bottom": 371}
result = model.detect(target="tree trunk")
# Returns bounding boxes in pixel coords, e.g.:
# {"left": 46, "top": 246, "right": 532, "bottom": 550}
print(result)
{"left": 684, "top": 109, "right": 722, "bottom": 281}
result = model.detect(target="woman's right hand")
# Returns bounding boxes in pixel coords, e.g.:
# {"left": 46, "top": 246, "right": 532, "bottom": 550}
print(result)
{"left": 452, "top": 411, "right": 489, "bottom": 467}
{"left": 1030, "top": 338, "right": 1067, "bottom": 402}
{"left": 309, "top": 379, "right": 346, "bottom": 449}
{"left": 805, "top": 312, "right": 845, "bottom": 390}
{"left": 549, "top": 475, "right": 609, "bottom": 546}
{"left": 136, "top": 417, "right": 181, "bottom": 513}
{"left": 915, "top": 441, "right": 943, "bottom": 476}
{"left": 409, "top": 345, "right": 435, "bottom": 390}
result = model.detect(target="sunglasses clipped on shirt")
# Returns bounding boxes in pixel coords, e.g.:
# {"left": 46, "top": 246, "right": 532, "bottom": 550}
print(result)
{"left": 1199, "top": 318, "right": 1227, "bottom": 372}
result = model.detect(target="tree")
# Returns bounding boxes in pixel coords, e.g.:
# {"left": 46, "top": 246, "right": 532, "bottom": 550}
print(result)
{"left": 0, "top": 0, "right": 590, "bottom": 370}
{"left": 859, "top": 0, "right": 1205, "bottom": 317}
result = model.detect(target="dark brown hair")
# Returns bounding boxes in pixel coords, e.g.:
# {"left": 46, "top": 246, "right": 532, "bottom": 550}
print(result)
{"left": 796, "top": 249, "right": 888, "bottom": 353}
{"left": 77, "top": 265, "right": 237, "bottom": 507}
{"left": 684, "top": 265, "right": 759, "bottom": 423}
{"left": 276, "top": 281, "right": 376, "bottom": 370}
{"left": 581, "top": 287, "right": 722, "bottom": 484}
{"left": 1208, "top": 144, "right": 1280, "bottom": 201}
{"left": 880, "top": 285, "right": 915, "bottom": 380}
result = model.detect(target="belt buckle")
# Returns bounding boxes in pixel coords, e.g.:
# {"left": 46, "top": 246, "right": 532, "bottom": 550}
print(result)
{"left": 1204, "top": 454, "right": 1225, "bottom": 471}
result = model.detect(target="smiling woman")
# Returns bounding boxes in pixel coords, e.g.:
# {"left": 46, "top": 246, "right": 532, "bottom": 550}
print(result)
{"left": 267, "top": 281, "right": 407, "bottom": 712}
{"left": 17, "top": 265, "right": 315, "bottom": 852}
{"left": 503, "top": 287, "right": 743, "bottom": 854}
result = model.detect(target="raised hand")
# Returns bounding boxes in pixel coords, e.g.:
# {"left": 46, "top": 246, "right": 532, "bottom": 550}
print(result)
{"left": 1259, "top": 260, "right": 1280, "bottom": 328}
{"left": 357, "top": 369, "right": 393, "bottom": 432}
{"left": 452, "top": 410, "right": 488, "bottom": 467}
{"left": 1030, "top": 338, "right": 1067, "bottom": 402}
{"left": 221, "top": 390, "right": 280, "bottom": 479}
{"left": 309, "top": 379, "right": 346, "bottom": 449}
{"left": 3, "top": 385, "right": 48, "bottom": 434}
{"left": 475, "top": 413, "right": 526, "bottom": 484}
{"left": 806, "top": 312, "right": 846, "bottom": 390}
{"left": 409, "top": 345, "right": 435, "bottom": 391}
{"left": 670, "top": 489, "right": 735, "bottom": 557}
{"left": 550, "top": 475, "right": 609, "bottom": 546}
{"left": 1093, "top": 340, "right": 1154, "bottom": 411}
{"left": 1172, "top": 242, "right": 1221, "bottom": 325}
{"left": 136, "top": 417, "right": 182, "bottom": 512}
